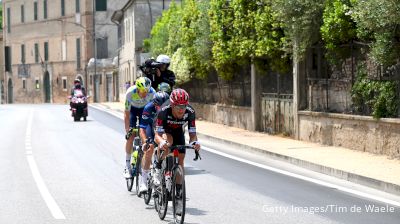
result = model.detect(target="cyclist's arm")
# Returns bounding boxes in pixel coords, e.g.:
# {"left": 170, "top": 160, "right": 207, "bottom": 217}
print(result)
{"left": 139, "top": 107, "right": 151, "bottom": 143}
{"left": 155, "top": 111, "right": 167, "bottom": 146}
{"left": 187, "top": 106, "right": 199, "bottom": 148}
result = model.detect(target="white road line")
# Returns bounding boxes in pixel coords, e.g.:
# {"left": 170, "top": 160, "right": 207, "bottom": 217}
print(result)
{"left": 91, "top": 104, "right": 400, "bottom": 207}
{"left": 27, "top": 155, "right": 66, "bottom": 219}
{"left": 202, "top": 146, "right": 400, "bottom": 207}
{"left": 25, "top": 109, "right": 66, "bottom": 219}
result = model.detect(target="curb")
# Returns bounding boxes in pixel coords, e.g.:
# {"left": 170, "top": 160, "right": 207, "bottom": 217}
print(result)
{"left": 91, "top": 103, "right": 400, "bottom": 196}
{"left": 197, "top": 133, "right": 400, "bottom": 196}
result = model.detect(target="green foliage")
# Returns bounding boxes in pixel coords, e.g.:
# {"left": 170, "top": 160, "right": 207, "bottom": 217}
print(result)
{"left": 209, "top": 0, "right": 288, "bottom": 79}
{"left": 351, "top": 0, "right": 400, "bottom": 66}
{"left": 272, "top": 0, "right": 325, "bottom": 60}
{"left": 180, "top": 0, "right": 212, "bottom": 80}
{"left": 209, "top": 0, "right": 236, "bottom": 79}
{"left": 351, "top": 63, "right": 399, "bottom": 118}
{"left": 170, "top": 48, "right": 191, "bottom": 84}
{"left": 320, "top": 0, "right": 357, "bottom": 64}
{"left": 143, "top": 2, "right": 181, "bottom": 57}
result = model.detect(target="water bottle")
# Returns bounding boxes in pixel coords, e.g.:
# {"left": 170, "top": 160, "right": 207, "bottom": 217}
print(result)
{"left": 131, "top": 150, "right": 138, "bottom": 175}
{"left": 165, "top": 171, "right": 172, "bottom": 191}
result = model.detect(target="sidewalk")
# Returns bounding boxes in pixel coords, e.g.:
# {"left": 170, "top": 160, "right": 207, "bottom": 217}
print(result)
{"left": 93, "top": 102, "right": 400, "bottom": 195}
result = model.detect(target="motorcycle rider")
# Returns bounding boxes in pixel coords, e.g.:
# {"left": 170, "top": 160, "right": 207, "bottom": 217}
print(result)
{"left": 70, "top": 79, "right": 86, "bottom": 97}
{"left": 70, "top": 79, "right": 86, "bottom": 110}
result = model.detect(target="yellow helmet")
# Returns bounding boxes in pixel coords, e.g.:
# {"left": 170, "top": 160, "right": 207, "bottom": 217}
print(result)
{"left": 135, "top": 77, "right": 151, "bottom": 92}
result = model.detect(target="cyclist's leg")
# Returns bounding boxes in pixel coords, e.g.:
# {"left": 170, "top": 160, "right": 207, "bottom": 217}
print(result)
{"left": 142, "top": 125, "right": 155, "bottom": 170}
{"left": 172, "top": 132, "right": 186, "bottom": 187}
{"left": 124, "top": 107, "right": 137, "bottom": 170}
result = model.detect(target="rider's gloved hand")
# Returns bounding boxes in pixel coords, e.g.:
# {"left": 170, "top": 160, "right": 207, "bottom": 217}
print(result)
{"left": 159, "top": 140, "right": 170, "bottom": 151}
{"left": 125, "top": 128, "right": 133, "bottom": 140}
{"left": 142, "top": 143, "right": 149, "bottom": 152}
{"left": 190, "top": 141, "right": 201, "bottom": 152}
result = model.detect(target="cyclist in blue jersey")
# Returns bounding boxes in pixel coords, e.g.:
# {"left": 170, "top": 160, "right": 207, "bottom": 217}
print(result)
{"left": 138, "top": 91, "right": 170, "bottom": 193}
{"left": 123, "top": 77, "right": 156, "bottom": 178}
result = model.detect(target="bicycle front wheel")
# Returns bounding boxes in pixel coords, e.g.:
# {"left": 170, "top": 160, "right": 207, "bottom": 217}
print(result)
{"left": 135, "top": 153, "right": 142, "bottom": 197}
{"left": 172, "top": 165, "right": 186, "bottom": 224}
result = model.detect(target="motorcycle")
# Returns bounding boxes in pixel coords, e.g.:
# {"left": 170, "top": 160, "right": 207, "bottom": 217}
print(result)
{"left": 68, "top": 90, "right": 89, "bottom": 122}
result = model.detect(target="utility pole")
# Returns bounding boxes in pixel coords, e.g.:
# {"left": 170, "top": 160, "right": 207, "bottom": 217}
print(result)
{"left": 92, "top": 0, "right": 97, "bottom": 102}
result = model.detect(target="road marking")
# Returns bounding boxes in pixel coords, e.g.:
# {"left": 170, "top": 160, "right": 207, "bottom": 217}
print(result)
{"left": 27, "top": 155, "right": 66, "bottom": 219}
{"left": 202, "top": 146, "right": 400, "bottom": 207}
{"left": 25, "top": 109, "right": 66, "bottom": 219}
{"left": 91, "top": 104, "right": 400, "bottom": 207}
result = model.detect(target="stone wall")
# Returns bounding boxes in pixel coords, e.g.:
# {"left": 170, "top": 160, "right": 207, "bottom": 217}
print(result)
{"left": 299, "top": 111, "right": 400, "bottom": 158}
{"left": 191, "top": 102, "right": 254, "bottom": 131}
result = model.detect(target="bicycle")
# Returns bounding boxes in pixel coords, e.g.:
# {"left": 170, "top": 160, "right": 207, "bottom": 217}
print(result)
{"left": 153, "top": 144, "right": 201, "bottom": 223}
{"left": 125, "top": 128, "right": 144, "bottom": 197}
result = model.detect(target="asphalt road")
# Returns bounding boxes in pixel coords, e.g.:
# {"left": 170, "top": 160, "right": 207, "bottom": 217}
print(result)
{"left": 0, "top": 104, "right": 399, "bottom": 224}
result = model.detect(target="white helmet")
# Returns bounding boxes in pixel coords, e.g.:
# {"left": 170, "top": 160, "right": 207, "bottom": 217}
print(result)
{"left": 156, "top": 55, "right": 171, "bottom": 64}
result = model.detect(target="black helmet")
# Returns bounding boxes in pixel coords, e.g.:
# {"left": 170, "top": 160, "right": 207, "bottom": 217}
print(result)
{"left": 153, "top": 91, "right": 170, "bottom": 106}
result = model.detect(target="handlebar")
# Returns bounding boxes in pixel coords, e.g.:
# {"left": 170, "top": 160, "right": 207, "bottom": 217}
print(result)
{"left": 168, "top": 145, "right": 201, "bottom": 161}
{"left": 125, "top": 128, "right": 138, "bottom": 140}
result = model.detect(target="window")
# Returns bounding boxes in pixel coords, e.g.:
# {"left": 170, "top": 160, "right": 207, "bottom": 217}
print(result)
{"left": 96, "top": 0, "right": 107, "bottom": 11}
{"left": 35, "top": 79, "right": 40, "bottom": 89}
{"left": 76, "top": 0, "right": 80, "bottom": 13}
{"left": 62, "top": 77, "right": 67, "bottom": 90}
{"left": 21, "top": 44, "right": 25, "bottom": 64}
{"left": 43, "top": 0, "right": 48, "bottom": 19}
{"left": 35, "top": 43, "right": 39, "bottom": 63}
{"left": 5, "top": 46, "right": 12, "bottom": 72}
{"left": 44, "top": 42, "right": 49, "bottom": 61}
{"left": 7, "top": 8, "right": 11, "bottom": 33}
{"left": 21, "top": 5, "right": 25, "bottom": 23}
{"left": 96, "top": 38, "right": 108, "bottom": 59}
{"left": 76, "top": 38, "right": 81, "bottom": 69}
{"left": 23, "top": 79, "right": 26, "bottom": 89}
{"left": 61, "top": 0, "right": 65, "bottom": 16}
{"left": 34, "top": 2, "right": 38, "bottom": 21}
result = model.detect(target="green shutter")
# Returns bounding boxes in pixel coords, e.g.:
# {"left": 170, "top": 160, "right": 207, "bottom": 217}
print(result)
{"left": 35, "top": 43, "right": 39, "bottom": 63}
{"left": 21, "top": 45, "right": 25, "bottom": 63}
{"left": 43, "top": 0, "right": 47, "bottom": 19}
{"left": 96, "top": 0, "right": 107, "bottom": 11}
{"left": 76, "top": 0, "right": 80, "bottom": 13}
{"left": 21, "top": 5, "right": 25, "bottom": 23}
{"left": 76, "top": 38, "right": 81, "bottom": 69}
{"left": 34, "top": 2, "right": 38, "bottom": 20}
{"left": 61, "top": 0, "right": 65, "bottom": 16}
{"left": 7, "top": 8, "right": 11, "bottom": 33}
{"left": 44, "top": 42, "right": 49, "bottom": 61}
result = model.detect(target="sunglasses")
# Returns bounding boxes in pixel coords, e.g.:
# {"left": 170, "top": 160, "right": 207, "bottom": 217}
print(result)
{"left": 173, "top": 105, "right": 187, "bottom": 110}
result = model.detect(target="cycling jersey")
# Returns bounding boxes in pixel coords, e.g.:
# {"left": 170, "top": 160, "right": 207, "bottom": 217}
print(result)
{"left": 139, "top": 101, "right": 158, "bottom": 139}
{"left": 124, "top": 85, "right": 156, "bottom": 110}
{"left": 156, "top": 100, "right": 196, "bottom": 151}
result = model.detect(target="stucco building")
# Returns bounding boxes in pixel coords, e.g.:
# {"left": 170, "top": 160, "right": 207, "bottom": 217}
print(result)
{"left": 111, "top": 0, "right": 179, "bottom": 102}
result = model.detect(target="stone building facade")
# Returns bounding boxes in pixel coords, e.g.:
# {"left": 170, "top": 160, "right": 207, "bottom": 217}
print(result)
{"left": 2, "top": 0, "right": 96, "bottom": 103}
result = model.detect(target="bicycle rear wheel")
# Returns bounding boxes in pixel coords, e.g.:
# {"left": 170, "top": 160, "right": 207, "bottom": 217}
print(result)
{"left": 172, "top": 166, "right": 186, "bottom": 224}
